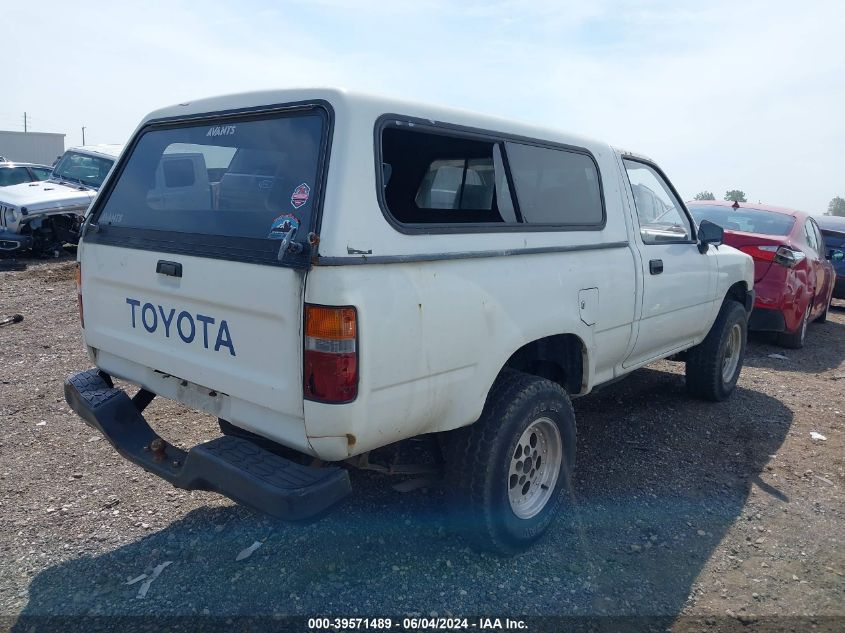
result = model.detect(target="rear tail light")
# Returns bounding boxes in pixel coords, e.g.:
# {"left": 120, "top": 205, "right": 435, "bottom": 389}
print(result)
{"left": 75, "top": 263, "right": 84, "bottom": 328}
{"left": 739, "top": 245, "right": 805, "bottom": 268}
{"left": 304, "top": 304, "right": 358, "bottom": 403}
{"left": 772, "top": 246, "right": 806, "bottom": 268}
{"left": 739, "top": 245, "right": 778, "bottom": 262}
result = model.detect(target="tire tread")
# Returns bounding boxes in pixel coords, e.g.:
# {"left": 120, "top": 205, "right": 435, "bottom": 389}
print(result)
{"left": 444, "top": 370, "right": 574, "bottom": 553}
{"left": 685, "top": 301, "right": 746, "bottom": 401}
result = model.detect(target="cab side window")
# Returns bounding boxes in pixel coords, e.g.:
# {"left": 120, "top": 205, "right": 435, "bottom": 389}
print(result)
{"left": 623, "top": 159, "right": 692, "bottom": 244}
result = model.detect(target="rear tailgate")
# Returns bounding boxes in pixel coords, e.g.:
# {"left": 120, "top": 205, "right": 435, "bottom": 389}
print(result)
{"left": 79, "top": 104, "right": 331, "bottom": 431}
{"left": 82, "top": 245, "right": 305, "bottom": 417}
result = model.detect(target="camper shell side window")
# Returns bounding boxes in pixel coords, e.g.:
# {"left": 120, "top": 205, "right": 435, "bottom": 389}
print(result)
{"left": 376, "top": 116, "right": 606, "bottom": 234}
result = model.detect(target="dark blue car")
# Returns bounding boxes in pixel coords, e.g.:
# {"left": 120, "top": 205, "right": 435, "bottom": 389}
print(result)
{"left": 817, "top": 215, "right": 845, "bottom": 299}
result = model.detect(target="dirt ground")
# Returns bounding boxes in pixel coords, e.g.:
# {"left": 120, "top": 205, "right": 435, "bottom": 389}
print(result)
{"left": 1, "top": 256, "right": 843, "bottom": 632}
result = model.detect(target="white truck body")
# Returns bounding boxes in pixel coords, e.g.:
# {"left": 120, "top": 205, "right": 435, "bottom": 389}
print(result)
{"left": 66, "top": 89, "right": 754, "bottom": 546}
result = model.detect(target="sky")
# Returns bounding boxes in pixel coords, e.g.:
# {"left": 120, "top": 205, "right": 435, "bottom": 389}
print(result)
{"left": 3, "top": 0, "right": 844, "bottom": 213}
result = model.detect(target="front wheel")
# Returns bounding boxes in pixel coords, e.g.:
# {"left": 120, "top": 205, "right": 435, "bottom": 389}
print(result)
{"left": 685, "top": 301, "right": 748, "bottom": 401}
{"left": 443, "top": 370, "right": 576, "bottom": 554}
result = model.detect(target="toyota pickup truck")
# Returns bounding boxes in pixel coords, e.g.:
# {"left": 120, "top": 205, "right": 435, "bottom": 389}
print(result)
{"left": 0, "top": 144, "right": 121, "bottom": 256}
{"left": 64, "top": 89, "right": 754, "bottom": 553}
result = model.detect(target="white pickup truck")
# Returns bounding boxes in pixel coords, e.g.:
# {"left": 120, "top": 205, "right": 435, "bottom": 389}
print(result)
{"left": 0, "top": 145, "right": 121, "bottom": 256}
{"left": 65, "top": 89, "right": 754, "bottom": 552}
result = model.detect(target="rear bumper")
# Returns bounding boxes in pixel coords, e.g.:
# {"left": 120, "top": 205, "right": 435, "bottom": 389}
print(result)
{"left": 748, "top": 306, "right": 787, "bottom": 332}
{"left": 64, "top": 368, "right": 351, "bottom": 521}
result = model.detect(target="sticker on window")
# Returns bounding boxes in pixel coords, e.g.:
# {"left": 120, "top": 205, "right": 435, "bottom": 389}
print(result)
{"left": 291, "top": 183, "right": 310, "bottom": 209}
{"left": 268, "top": 214, "right": 299, "bottom": 240}
{"left": 101, "top": 211, "right": 124, "bottom": 225}
{"left": 206, "top": 125, "right": 236, "bottom": 137}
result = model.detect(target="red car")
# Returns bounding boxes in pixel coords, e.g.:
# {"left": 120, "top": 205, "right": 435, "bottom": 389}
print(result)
{"left": 687, "top": 201, "right": 835, "bottom": 348}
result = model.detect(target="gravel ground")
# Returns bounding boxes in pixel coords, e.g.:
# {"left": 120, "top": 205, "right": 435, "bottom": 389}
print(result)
{"left": 1, "top": 256, "right": 843, "bottom": 632}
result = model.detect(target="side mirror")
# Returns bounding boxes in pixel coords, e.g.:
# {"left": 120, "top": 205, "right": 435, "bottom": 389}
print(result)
{"left": 697, "top": 219, "right": 723, "bottom": 253}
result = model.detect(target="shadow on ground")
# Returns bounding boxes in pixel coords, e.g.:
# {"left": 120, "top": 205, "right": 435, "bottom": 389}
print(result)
{"left": 0, "top": 246, "right": 76, "bottom": 272}
{"left": 13, "top": 367, "right": 792, "bottom": 629}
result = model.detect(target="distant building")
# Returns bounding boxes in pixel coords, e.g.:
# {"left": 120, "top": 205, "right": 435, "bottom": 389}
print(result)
{"left": 0, "top": 130, "right": 66, "bottom": 165}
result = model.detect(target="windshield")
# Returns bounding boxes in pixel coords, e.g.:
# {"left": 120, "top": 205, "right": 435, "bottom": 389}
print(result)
{"left": 688, "top": 204, "right": 796, "bottom": 236}
{"left": 52, "top": 151, "right": 114, "bottom": 189}
{"left": 94, "top": 112, "right": 324, "bottom": 245}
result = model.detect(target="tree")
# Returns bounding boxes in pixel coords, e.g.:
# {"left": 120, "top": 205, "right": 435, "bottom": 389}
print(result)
{"left": 693, "top": 191, "right": 716, "bottom": 200}
{"left": 724, "top": 190, "right": 747, "bottom": 203}
{"left": 828, "top": 196, "right": 845, "bottom": 217}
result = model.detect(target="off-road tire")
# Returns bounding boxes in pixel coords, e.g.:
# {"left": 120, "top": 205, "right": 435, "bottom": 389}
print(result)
{"left": 685, "top": 301, "right": 747, "bottom": 401}
{"left": 778, "top": 302, "right": 811, "bottom": 349}
{"left": 443, "top": 370, "right": 576, "bottom": 554}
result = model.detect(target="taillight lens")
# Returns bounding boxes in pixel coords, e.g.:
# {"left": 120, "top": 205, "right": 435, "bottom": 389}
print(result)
{"left": 304, "top": 304, "right": 358, "bottom": 403}
{"left": 772, "top": 246, "right": 806, "bottom": 268}
{"left": 739, "top": 245, "right": 777, "bottom": 262}
{"left": 75, "top": 263, "right": 84, "bottom": 328}
{"left": 739, "top": 245, "right": 805, "bottom": 268}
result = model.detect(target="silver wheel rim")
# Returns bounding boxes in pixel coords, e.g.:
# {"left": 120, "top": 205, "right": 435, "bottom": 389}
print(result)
{"left": 721, "top": 323, "right": 742, "bottom": 383}
{"left": 507, "top": 417, "right": 562, "bottom": 520}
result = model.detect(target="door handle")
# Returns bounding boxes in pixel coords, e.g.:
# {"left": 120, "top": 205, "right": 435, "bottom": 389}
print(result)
{"left": 649, "top": 259, "right": 663, "bottom": 275}
{"left": 156, "top": 260, "right": 182, "bottom": 278}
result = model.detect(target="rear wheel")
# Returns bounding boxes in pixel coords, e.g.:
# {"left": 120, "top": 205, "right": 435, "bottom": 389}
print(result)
{"left": 778, "top": 302, "right": 811, "bottom": 349}
{"left": 815, "top": 294, "right": 830, "bottom": 323}
{"left": 685, "top": 301, "right": 747, "bottom": 401}
{"left": 443, "top": 370, "right": 576, "bottom": 554}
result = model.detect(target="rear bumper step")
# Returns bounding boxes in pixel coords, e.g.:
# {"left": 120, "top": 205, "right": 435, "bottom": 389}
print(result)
{"left": 64, "top": 368, "right": 351, "bottom": 521}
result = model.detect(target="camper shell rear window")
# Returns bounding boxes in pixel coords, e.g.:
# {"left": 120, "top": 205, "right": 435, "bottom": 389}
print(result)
{"left": 88, "top": 103, "right": 332, "bottom": 268}
{"left": 377, "top": 117, "right": 605, "bottom": 233}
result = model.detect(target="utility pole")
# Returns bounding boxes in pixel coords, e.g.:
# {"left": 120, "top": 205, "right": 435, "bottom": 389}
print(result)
{"left": 24, "top": 112, "right": 27, "bottom": 132}
{"left": 82, "top": 126, "right": 86, "bottom": 145}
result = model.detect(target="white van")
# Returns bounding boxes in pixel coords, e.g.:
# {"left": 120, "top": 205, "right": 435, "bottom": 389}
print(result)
{"left": 65, "top": 89, "right": 754, "bottom": 552}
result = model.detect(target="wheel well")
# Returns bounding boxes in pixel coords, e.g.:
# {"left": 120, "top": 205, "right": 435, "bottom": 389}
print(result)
{"left": 725, "top": 281, "right": 747, "bottom": 304}
{"left": 725, "top": 281, "right": 750, "bottom": 311}
{"left": 503, "top": 334, "right": 585, "bottom": 394}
